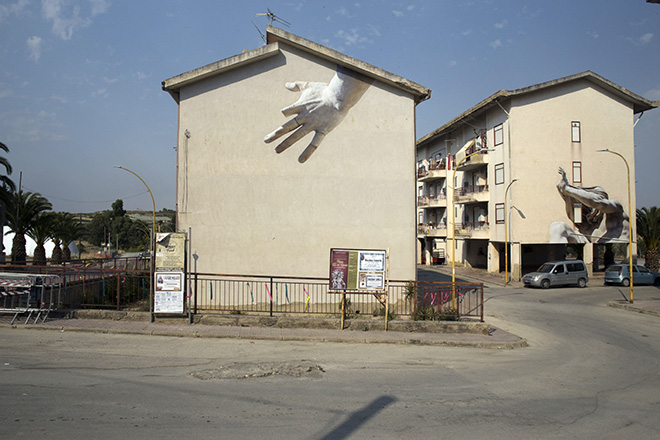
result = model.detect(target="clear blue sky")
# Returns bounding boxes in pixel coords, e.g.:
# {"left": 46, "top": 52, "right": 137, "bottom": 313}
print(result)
{"left": 1, "top": 0, "right": 659, "bottom": 213}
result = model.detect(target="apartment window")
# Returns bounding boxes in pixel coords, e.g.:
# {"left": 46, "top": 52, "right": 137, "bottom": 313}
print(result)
{"left": 418, "top": 185, "right": 423, "bottom": 196}
{"left": 495, "top": 163, "right": 504, "bottom": 185}
{"left": 495, "top": 203, "right": 505, "bottom": 224}
{"left": 573, "top": 203, "right": 582, "bottom": 224}
{"left": 572, "top": 161, "right": 582, "bottom": 183}
{"left": 494, "top": 123, "right": 504, "bottom": 146}
{"left": 571, "top": 121, "right": 581, "bottom": 143}
{"left": 418, "top": 212, "right": 424, "bottom": 224}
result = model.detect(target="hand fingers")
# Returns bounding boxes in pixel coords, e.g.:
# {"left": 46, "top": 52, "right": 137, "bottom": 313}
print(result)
{"left": 264, "top": 118, "right": 300, "bottom": 144}
{"left": 282, "top": 102, "right": 305, "bottom": 117}
{"left": 285, "top": 81, "right": 309, "bottom": 92}
{"left": 298, "top": 132, "right": 326, "bottom": 163}
{"left": 275, "top": 125, "right": 312, "bottom": 154}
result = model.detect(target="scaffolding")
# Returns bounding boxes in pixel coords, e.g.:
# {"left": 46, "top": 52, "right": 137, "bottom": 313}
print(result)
{"left": 0, "top": 272, "right": 62, "bottom": 325}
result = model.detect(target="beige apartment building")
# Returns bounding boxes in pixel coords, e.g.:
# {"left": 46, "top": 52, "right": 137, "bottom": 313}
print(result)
{"left": 163, "top": 26, "right": 429, "bottom": 280}
{"left": 417, "top": 71, "right": 658, "bottom": 278}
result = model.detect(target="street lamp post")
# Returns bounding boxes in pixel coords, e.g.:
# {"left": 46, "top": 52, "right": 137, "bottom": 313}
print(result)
{"left": 115, "top": 166, "right": 157, "bottom": 320}
{"left": 450, "top": 147, "right": 494, "bottom": 308}
{"left": 596, "top": 148, "right": 633, "bottom": 304}
{"left": 504, "top": 179, "right": 519, "bottom": 284}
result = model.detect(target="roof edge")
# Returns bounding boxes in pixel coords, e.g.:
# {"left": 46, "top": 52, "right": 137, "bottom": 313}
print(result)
{"left": 161, "top": 43, "right": 281, "bottom": 95}
{"left": 266, "top": 26, "right": 430, "bottom": 104}
{"left": 418, "top": 71, "right": 658, "bottom": 145}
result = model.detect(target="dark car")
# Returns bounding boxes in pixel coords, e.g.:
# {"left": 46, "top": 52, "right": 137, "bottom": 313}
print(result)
{"left": 603, "top": 264, "right": 660, "bottom": 286}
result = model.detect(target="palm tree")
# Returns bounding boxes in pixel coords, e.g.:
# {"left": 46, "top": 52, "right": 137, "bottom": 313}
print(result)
{"left": 28, "top": 213, "right": 54, "bottom": 266}
{"left": 637, "top": 206, "right": 660, "bottom": 272}
{"left": 52, "top": 212, "right": 85, "bottom": 262}
{"left": 6, "top": 190, "right": 52, "bottom": 264}
{"left": 0, "top": 141, "right": 15, "bottom": 261}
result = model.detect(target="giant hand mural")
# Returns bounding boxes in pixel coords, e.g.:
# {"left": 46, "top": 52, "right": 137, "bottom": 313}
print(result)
{"left": 549, "top": 166, "right": 629, "bottom": 243}
{"left": 264, "top": 66, "right": 372, "bottom": 163}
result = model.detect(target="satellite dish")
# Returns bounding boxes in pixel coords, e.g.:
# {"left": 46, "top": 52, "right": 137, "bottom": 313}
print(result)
{"left": 255, "top": 8, "right": 291, "bottom": 27}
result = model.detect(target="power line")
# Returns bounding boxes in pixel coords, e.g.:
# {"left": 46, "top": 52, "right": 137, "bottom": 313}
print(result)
{"left": 21, "top": 186, "right": 150, "bottom": 205}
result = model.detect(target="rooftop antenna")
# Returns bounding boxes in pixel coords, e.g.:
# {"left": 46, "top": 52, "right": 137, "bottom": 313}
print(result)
{"left": 251, "top": 20, "right": 266, "bottom": 42}
{"left": 255, "top": 8, "right": 291, "bottom": 27}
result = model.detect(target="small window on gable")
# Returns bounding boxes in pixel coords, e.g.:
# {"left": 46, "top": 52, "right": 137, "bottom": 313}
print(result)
{"left": 572, "top": 161, "right": 582, "bottom": 184}
{"left": 573, "top": 203, "right": 582, "bottom": 224}
{"left": 495, "top": 203, "right": 505, "bottom": 224}
{"left": 495, "top": 163, "right": 504, "bottom": 185}
{"left": 494, "top": 124, "right": 504, "bottom": 146}
{"left": 571, "top": 121, "right": 581, "bottom": 143}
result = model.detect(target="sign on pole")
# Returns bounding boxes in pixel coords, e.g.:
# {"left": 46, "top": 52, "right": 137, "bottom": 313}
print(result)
{"left": 154, "top": 271, "right": 184, "bottom": 314}
{"left": 154, "top": 232, "right": 187, "bottom": 315}
{"left": 329, "top": 248, "right": 389, "bottom": 331}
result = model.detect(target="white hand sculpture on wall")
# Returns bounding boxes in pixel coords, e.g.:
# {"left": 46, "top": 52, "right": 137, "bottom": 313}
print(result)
{"left": 550, "top": 166, "right": 629, "bottom": 243}
{"left": 264, "top": 66, "right": 372, "bottom": 163}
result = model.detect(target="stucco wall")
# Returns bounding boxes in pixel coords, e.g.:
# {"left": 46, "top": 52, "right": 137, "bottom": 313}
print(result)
{"left": 508, "top": 80, "right": 636, "bottom": 244}
{"left": 175, "top": 44, "right": 417, "bottom": 280}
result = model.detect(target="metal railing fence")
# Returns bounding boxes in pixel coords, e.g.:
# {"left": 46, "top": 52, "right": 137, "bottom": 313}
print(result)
{"left": 0, "top": 263, "right": 484, "bottom": 322}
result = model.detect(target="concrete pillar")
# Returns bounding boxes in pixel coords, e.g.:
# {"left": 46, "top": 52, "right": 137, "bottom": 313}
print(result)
{"left": 488, "top": 241, "right": 500, "bottom": 274}
{"left": 583, "top": 243, "right": 594, "bottom": 275}
{"left": 511, "top": 243, "right": 522, "bottom": 281}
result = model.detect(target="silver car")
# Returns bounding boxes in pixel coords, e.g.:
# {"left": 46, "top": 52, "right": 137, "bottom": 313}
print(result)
{"left": 523, "top": 260, "right": 589, "bottom": 289}
{"left": 603, "top": 264, "right": 660, "bottom": 286}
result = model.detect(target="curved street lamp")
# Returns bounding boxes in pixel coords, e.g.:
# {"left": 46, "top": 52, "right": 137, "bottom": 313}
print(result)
{"left": 115, "top": 166, "right": 157, "bottom": 320}
{"left": 504, "top": 179, "right": 519, "bottom": 284}
{"left": 596, "top": 149, "right": 633, "bottom": 304}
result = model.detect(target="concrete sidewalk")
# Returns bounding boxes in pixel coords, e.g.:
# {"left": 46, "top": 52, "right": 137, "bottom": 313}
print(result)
{"left": 0, "top": 311, "right": 528, "bottom": 349}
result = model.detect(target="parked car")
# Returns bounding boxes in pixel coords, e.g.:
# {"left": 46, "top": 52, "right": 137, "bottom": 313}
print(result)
{"left": 523, "top": 260, "right": 589, "bottom": 289}
{"left": 603, "top": 264, "right": 660, "bottom": 286}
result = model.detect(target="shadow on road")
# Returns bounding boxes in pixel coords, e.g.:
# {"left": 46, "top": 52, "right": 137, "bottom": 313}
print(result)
{"left": 319, "top": 395, "right": 396, "bottom": 440}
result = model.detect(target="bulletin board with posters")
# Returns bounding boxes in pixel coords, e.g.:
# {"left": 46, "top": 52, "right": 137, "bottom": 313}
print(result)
{"left": 154, "top": 232, "right": 187, "bottom": 315}
{"left": 329, "top": 248, "right": 389, "bottom": 330}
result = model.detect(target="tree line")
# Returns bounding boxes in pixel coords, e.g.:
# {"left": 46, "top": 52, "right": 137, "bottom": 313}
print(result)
{"left": 0, "top": 141, "right": 173, "bottom": 265}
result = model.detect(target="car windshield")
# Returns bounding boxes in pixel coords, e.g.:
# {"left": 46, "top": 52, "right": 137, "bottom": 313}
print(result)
{"left": 537, "top": 263, "right": 555, "bottom": 273}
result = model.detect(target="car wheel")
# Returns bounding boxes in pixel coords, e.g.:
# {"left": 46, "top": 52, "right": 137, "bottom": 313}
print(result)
{"left": 622, "top": 278, "right": 630, "bottom": 287}
{"left": 654, "top": 278, "right": 660, "bottom": 287}
{"left": 577, "top": 278, "right": 587, "bottom": 288}
{"left": 541, "top": 279, "right": 550, "bottom": 289}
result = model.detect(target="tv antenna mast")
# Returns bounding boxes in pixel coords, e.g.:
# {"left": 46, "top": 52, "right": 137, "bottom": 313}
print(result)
{"left": 255, "top": 8, "right": 291, "bottom": 27}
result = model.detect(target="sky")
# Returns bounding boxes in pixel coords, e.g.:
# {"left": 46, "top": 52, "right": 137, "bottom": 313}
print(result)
{"left": 1, "top": 0, "right": 659, "bottom": 213}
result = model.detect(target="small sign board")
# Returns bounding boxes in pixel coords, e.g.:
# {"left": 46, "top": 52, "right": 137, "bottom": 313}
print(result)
{"left": 154, "top": 271, "right": 184, "bottom": 314}
{"left": 155, "top": 232, "right": 186, "bottom": 270}
{"left": 329, "top": 248, "right": 388, "bottom": 293}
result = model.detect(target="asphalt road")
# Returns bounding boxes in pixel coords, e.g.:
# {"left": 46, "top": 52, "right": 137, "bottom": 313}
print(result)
{"left": 1, "top": 283, "right": 660, "bottom": 439}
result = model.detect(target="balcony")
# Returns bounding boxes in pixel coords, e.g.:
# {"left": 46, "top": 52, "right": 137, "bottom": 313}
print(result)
{"left": 454, "top": 221, "right": 490, "bottom": 239}
{"left": 454, "top": 185, "right": 490, "bottom": 203}
{"left": 456, "top": 148, "right": 490, "bottom": 172}
{"left": 417, "top": 222, "right": 448, "bottom": 238}
{"left": 417, "top": 159, "right": 447, "bottom": 182}
{"left": 418, "top": 194, "right": 447, "bottom": 208}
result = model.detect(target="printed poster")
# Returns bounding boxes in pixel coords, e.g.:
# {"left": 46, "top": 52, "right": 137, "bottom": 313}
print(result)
{"left": 329, "top": 249, "right": 387, "bottom": 292}
{"left": 154, "top": 271, "right": 184, "bottom": 314}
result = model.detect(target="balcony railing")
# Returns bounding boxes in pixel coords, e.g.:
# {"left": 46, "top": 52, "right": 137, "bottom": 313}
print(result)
{"left": 417, "top": 223, "right": 448, "bottom": 237}
{"left": 454, "top": 221, "right": 490, "bottom": 238}
{"left": 417, "top": 159, "right": 447, "bottom": 178}
{"left": 418, "top": 194, "right": 447, "bottom": 207}
{"left": 455, "top": 185, "right": 489, "bottom": 197}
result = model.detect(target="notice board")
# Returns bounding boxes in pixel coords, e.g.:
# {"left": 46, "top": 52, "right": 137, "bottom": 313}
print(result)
{"left": 329, "top": 248, "right": 388, "bottom": 293}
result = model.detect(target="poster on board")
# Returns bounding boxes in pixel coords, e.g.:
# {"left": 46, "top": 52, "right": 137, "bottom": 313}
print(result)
{"left": 155, "top": 232, "right": 186, "bottom": 270}
{"left": 329, "top": 248, "right": 387, "bottom": 293}
{"left": 154, "top": 271, "right": 184, "bottom": 314}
